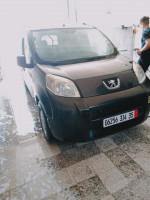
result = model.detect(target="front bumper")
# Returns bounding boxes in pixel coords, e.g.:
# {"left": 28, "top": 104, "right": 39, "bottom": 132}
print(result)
{"left": 47, "top": 85, "right": 149, "bottom": 141}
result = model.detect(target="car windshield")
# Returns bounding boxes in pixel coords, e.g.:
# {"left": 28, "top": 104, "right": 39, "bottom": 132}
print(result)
{"left": 31, "top": 28, "right": 117, "bottom": 65}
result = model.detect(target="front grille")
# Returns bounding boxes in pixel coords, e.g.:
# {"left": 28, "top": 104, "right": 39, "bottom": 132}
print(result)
{"left": 89, "top": 100, "right": 146, "bottom": 121}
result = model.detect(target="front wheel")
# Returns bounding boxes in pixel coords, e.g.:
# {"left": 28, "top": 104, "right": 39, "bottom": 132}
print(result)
{"left": 38, "top": 102, "right": 54, "bottom": 141}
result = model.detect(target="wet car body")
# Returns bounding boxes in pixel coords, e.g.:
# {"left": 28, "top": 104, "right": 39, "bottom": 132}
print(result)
{"left": 17, "top": 25, "right": 150, "bottom": 141}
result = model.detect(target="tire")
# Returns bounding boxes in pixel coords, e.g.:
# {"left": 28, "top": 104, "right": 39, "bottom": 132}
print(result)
{"left": 38, "top": 102, "right": 54, "bottom": 141}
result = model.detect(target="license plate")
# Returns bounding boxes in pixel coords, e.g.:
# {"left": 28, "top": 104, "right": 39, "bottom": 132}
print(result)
{"left": 103, "top": 109, "right": 138, "bottom": 128}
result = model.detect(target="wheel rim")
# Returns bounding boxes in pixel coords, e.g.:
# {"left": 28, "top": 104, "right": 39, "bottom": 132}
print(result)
{"left": 40, "top": 109, "right": 48, "bottom": 137}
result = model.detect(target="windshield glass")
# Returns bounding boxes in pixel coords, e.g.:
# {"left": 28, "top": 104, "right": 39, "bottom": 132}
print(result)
{"left": 31, "top": 28, "right": 117, "bottom": 65}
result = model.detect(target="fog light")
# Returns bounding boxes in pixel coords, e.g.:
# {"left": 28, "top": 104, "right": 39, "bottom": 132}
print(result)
{"left": 148, "top": 97, "right": 150, "bottom": 104}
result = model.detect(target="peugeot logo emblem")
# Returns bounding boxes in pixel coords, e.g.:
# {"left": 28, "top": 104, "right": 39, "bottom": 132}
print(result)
{"left": 103, "top": 78, "right": 120, "bottom": 90}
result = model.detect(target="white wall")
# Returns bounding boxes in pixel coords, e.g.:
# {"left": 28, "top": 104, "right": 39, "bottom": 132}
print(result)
{"left": 76, "top": 0, "right": 150, "bottom": 27}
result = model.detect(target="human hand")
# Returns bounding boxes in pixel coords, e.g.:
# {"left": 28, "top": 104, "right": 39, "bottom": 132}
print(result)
{"left": 136, "top": 49, "right": 141, "bottom": 55}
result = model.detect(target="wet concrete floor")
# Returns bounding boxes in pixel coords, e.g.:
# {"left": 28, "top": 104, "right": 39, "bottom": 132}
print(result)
{"left": 1, "top": 67, "right": 150, "bottom": 200}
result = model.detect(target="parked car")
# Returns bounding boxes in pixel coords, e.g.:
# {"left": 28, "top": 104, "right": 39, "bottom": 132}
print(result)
{"left": 17, "top": 24, "right": 150, "bottom": 141}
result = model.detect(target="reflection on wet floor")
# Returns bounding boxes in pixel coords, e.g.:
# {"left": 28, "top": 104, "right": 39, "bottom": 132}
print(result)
{"left": 0, "top": 68, "right": 36, "bottom": 136}
{"left": 1, "top": 66, "right": 150, "bottom": 199}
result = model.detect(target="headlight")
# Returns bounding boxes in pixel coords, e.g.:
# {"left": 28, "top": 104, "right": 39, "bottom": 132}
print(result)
{"left": 46, "top": 74, "right": 80, "bottom": 97}
{"left": 133, "top": 62, "right": 146, "bottom": 84}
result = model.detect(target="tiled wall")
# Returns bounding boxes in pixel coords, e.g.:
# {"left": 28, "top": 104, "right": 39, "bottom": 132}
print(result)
{"left": 103, "top": 26, "right": 136, "bottom": 60}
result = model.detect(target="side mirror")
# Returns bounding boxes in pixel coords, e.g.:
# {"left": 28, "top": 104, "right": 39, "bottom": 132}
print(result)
{"left": 17, "top": 56, "right": 33, "bottom": 68}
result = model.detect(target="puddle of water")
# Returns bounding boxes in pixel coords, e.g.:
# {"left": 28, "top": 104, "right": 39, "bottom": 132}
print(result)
{"left": 0, "top": 67, "right": 39, "bottom": 136}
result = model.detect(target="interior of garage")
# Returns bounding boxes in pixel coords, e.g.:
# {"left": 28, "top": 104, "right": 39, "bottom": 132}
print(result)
{"left": 1, "top": 0, "right": 150, "bottom": 199}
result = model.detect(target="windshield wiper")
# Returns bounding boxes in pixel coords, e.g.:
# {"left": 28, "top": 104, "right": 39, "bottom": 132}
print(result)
{"left": 82, "top": 56, "right": 106, "bottom": 61}
{"left": 39, "top": 56, "right": 107, "bottom": 66}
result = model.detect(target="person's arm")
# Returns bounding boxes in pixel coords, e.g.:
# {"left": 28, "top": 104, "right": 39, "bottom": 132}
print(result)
{"left": 137, "top": 38, "right": 150, "bottom": 55}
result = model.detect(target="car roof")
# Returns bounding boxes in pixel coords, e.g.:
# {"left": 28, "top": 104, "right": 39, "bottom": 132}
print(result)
{"left": 25, "top": 23, "right": 93, "bottom": 32}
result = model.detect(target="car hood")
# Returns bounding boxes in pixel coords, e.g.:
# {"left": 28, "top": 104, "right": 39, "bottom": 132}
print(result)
{"left": 40, "top": 55, "right": 139, "bottom": 97}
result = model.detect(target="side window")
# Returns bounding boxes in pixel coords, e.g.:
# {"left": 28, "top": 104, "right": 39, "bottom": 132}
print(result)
{"left": 24, "top": 37, "right": 31, "bottom": 64}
